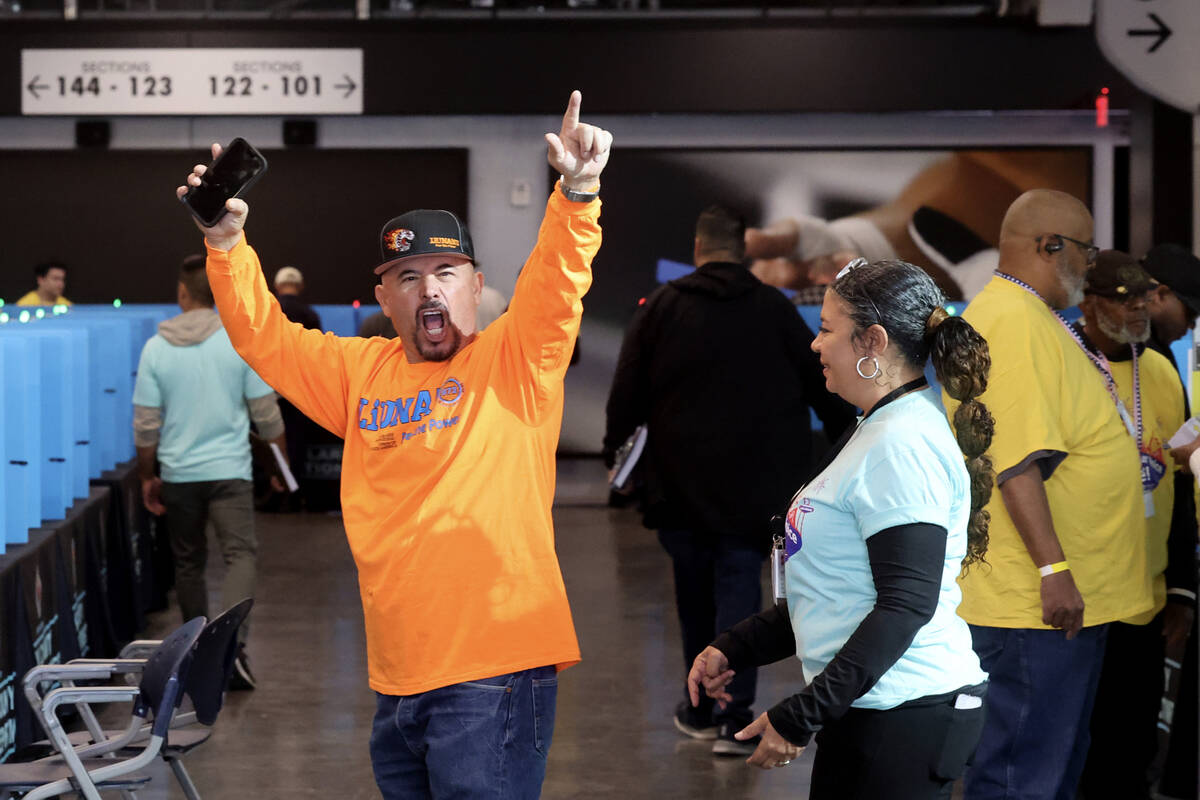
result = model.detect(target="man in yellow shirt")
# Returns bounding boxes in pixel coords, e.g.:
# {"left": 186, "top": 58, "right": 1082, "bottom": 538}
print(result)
{"left": 176, "top": 92, "right": 610, "bottom": 800}
{"left": 16, "top": 261, "right": 71, "bottom": 306}
{"left": 1071, "top": 251, "right": 1196, "bottom": 799}
{"left": 947, "top": 190, "right": 1152, "bottom": 800}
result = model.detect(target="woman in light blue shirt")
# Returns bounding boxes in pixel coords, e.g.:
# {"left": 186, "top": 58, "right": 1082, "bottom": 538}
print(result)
{"left": 687, "top": 259, "right": 994, "bottom": 799}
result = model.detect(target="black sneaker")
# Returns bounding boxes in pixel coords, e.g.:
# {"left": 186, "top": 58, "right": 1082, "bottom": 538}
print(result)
{"left": 228, "top": 645, "right": 256, "bottom": 691}
{"left": 673, "top": 700, "right": 718, "bottom": 740}
{"left": 712, "top": 722, "right": 758, "bottom": 757}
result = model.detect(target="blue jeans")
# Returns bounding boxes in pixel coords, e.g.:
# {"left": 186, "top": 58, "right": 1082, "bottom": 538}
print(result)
{"left": 964, "top": 624, "right": 1108, "bottom": 800}
{"left": 658, "top": 529, "right": 766, "bottom": 727}
{"left": 369, "top": 666, "right": 557, "bottom": 800}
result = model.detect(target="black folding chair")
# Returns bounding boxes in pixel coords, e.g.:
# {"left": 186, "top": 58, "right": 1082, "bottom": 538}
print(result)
{"left": 0, "top": 616, "right": 206, "bottom": 800}
{"left": 28, "top": 599, "right": 254, "bottom": 800}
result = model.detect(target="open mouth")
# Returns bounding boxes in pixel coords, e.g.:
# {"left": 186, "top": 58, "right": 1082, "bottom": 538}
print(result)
{"left": 421, "top": 310, "right": 445, "bottom": 333}
{"left": 420, "top": 309, "right": 447, "bottom": 341}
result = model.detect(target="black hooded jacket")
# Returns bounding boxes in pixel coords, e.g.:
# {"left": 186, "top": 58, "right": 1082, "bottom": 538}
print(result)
{"left": 603, "top": 261, "right": 855, "bottom": 549}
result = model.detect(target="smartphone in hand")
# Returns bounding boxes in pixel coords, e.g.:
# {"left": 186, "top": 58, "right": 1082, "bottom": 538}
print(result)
{"left": 180, "top": 137, "right": 268, "bottom": 227}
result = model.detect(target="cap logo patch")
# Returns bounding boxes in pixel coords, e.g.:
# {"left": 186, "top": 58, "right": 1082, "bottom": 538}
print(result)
{"left": 428, "top": 236, "right": 460, "bottom": 249}
{"left": 384, "top": 228, "right": 416, "bottom": 253}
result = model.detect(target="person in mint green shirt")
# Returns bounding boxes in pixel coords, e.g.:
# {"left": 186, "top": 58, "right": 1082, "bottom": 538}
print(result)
{"left": 132, "top": 254, "right": 286, "bottom": 690}
{"left": 688, "top": 259, "right": 993, "bottom": 798}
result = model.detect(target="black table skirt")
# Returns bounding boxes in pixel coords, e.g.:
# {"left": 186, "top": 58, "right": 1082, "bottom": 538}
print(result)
{"left": 0, "top": 460, "right": 168, "bottom": 761}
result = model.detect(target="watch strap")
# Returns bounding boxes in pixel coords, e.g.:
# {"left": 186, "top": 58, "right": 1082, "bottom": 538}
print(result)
{"left": 559, "top": 176, "right": 599, "bottom": 203}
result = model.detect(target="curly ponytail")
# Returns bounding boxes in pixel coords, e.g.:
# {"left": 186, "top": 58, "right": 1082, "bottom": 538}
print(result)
{"left": 929, "top": 315, "right": 994, "bottom": 570}
{"left": 832, "top": 259, "right": 996, "bottom": 569}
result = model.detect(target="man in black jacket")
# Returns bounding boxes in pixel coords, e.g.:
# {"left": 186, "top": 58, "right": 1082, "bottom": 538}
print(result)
{"left": 603, "top": 205, "right": 854, "bottom": 756}
{"left": 1138, "top": 243, "right": 1199, "bottom": 800}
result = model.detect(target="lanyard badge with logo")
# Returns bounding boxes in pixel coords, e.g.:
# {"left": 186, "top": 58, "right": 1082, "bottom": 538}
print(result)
{"left": 997, "top": 272, "right": 1160, "bottom": 517}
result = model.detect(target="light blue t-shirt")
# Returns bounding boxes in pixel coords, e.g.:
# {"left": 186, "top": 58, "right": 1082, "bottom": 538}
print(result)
{"left": 783, "top": 388, "right": 987, "bottom": 710}
{"left": 132, "top": 325, "right": 274, "bottom": 483}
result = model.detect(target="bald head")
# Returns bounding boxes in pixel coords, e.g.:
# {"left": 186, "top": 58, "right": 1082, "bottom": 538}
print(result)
{"left": 997, "top": 189, "right": 1095, "bottom": 309}
{"left": 999, "top": 189, "right": 1093, "bottom": 248}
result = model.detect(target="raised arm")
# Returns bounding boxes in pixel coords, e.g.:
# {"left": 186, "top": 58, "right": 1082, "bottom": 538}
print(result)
{"left": 176, "top": 146, "right": 378, "bottom": 436}
{"left": 498, "top": 92, "right": 611, "bottom": 416}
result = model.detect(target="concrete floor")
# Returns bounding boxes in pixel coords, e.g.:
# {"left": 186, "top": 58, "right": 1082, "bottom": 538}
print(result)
{"left": 108, "top": 458, "right": 944, "bottom": 799}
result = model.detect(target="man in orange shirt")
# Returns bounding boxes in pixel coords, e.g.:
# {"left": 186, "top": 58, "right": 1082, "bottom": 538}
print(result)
{"left": 176, "top": 91, "right": 611, "bottom": 799}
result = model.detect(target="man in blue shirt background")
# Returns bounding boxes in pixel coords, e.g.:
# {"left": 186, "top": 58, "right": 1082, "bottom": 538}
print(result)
{"left": 133, "top": 254, "right": 287, "bottom": 690}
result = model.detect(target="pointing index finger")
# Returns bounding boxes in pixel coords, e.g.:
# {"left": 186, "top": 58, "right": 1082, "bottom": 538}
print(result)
{"left": 561, "top": 90, "right": 581, "bottom": 132}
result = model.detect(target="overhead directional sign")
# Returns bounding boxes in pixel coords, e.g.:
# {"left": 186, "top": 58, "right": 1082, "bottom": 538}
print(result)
{"left": 1095, "top": 0, "right": 1199, "bottom": 113}
{"left": 21, "top": 48, "right": 362, "bottom": 116}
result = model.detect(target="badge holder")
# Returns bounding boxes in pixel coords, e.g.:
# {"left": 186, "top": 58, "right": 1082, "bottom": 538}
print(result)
{"left": 769, "top": 515, "right": 787, "bottom": 610}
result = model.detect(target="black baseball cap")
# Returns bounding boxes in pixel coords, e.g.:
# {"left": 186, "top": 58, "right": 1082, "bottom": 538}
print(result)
{"left": 374, "top": 209, "right": 475, "bottom": 275}
{"left": 1141, "top": 243, "right": 1200, "bottom": 314}
{"left": 1084, "top": 250, "right": 1158, "bottom": 299}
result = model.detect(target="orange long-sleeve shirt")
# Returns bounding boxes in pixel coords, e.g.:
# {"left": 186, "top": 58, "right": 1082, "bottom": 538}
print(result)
{"left": 206, "top": 189, "right": 600, "bottom": 695}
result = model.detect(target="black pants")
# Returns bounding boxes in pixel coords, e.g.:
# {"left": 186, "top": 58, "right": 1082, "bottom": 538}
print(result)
{"left": 657, "top": 529, "right": 765, "bottom": 727}
{"left": 810, "top": 687, "right": 986, "bottom": 800}
{"left": 1079, "top": 613, "right": 1165, "bottom": 800}
{"left": 1159, "top": 606, "right": 1198, "bottom": 800}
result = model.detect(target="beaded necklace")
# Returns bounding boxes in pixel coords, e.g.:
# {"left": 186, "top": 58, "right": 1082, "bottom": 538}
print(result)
{"left": 997, "top": 271, "right": 1162, "bottom": 515}
{"left": 995, "top": 271, "right": 1140, "bottom": 442}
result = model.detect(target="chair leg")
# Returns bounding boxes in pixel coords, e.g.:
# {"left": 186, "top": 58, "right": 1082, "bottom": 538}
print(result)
{"left": 169, "top": 758, "right": 202, "bottom": 800}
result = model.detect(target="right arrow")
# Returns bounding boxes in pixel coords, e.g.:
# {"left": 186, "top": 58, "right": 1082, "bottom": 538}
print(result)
{"left": 334, "top": 74, "right": 357, "bottom": 98}
{"left": 1127, "top": 12, "right": 1172, "bottom": 54}
{"left": 25, "top": 75, "right": 49, "bottom": 99}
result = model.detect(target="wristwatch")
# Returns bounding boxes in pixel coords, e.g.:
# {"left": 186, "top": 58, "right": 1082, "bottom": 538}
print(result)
{"left": 559, "top": 176, "right": 599, "bottom": 203}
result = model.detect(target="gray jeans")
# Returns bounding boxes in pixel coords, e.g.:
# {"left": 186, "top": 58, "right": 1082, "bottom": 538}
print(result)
{"left": 161, "top": 479, "right": 256, "bottom": 643}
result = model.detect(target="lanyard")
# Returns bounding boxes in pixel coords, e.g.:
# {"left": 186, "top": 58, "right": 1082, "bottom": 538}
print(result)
{"left": 995, "top": 272, "right": 1139, "bottom": 441}
{"left": 788, "top": 375, "right": 929, "bottom": 507}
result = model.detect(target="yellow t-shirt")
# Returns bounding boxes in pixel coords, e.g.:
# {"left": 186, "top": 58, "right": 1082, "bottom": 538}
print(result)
{"left": 205, "top": 189, "right": 598, "bottom": 695}
{"left": 15, "top": 291, "right": 71, "bottom": 306}
{"left": 947, "top": 276, "right": 1152, "bottom": 628}
{"left": 1105, "top": 345, "right": 1184, "bottom": 625}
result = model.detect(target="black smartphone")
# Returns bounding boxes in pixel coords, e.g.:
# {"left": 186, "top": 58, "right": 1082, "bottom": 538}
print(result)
{"left": 180, "top": 137, "right": 268, "bottom": 227}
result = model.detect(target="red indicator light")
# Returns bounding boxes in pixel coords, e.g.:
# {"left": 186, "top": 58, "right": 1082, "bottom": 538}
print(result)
{"left": 352, "top": 300, "right": 361, "bottom": 309}
{"left": 1095, "top": 90, "right": 1109, "bottom": 128}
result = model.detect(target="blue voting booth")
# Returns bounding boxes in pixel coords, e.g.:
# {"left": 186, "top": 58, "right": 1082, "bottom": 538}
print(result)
{"left": 312, "top": 305, "right": 360, "bottom": 338}
{"left": 0, "top": 333, "right": 41, "bottom": 547}
{"left": 0, "top": 307, "right": 145, "bottom": 543}
{"left": 0, "top": 335, "right": 39, "bottom": 551}
{"left": 0, "top": 300, "right": 370, "bottom": 541}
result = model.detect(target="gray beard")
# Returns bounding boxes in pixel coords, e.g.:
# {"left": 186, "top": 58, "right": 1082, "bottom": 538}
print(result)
{"left": 1095, "top": 309, "right": 1151, "bottom": 345}
{"left": 1057, "top": 260, "right": 1086, "bottom": 308}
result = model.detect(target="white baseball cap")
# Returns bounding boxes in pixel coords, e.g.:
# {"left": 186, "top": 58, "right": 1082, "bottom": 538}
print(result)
{"left": 274, "top": 266, "right": 304, "bottom": 288}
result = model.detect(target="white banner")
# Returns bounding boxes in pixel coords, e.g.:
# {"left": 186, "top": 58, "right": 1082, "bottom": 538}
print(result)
{"left": 21, "top": 48, "right": 363, "bottom": 115}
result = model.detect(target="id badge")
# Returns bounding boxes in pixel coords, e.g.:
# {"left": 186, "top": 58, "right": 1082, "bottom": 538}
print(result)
{"left": 770, "top": 537, "right": 787, "bottom": 607}
{"left": 1141, "top": 452, "right": 1165, "bottom": 519}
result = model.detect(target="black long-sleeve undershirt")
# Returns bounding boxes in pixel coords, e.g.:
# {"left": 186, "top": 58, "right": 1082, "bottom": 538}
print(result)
{"left": 712, "top": 522, "right": 948, "bottom": 746}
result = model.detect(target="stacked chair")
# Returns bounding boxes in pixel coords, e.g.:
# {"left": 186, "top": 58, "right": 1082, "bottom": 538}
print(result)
{"left": 0, "top": 598, "right": 253, "bottom": 799}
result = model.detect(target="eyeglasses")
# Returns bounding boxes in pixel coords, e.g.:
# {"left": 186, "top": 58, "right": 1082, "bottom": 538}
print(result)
{"left": 1046, "top": 233, "right": 1100, "bottom": 266}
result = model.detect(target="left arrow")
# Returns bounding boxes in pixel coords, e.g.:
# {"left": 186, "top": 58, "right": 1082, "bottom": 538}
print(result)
{"left": 26, "top": 75, "right": 50, "bottom": 99}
